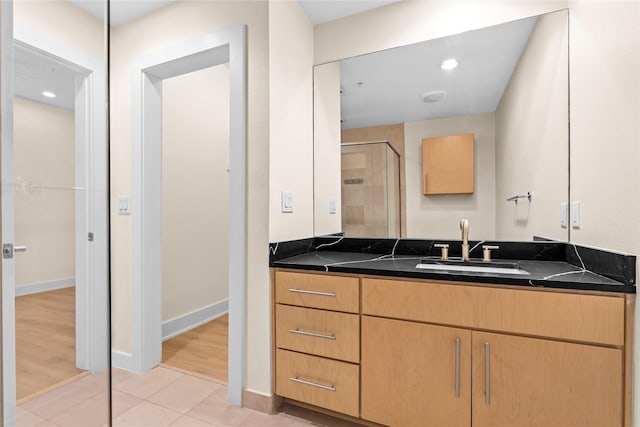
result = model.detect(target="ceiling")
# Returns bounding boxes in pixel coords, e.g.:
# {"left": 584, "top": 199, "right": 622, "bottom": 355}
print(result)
{"left": 71, "top": 0, "right": 174, "bottom": 26}
{"left": 339, "top": 16, "right": 538, "bottom": 129}
{"left": 15, "top": 0, "right": 397, "bottom": 110}
{"left": 14, "top": 43, "right": 79, "bottom": 111}
{"left": 298, "top": 0, "right": 401, "bottom": 25}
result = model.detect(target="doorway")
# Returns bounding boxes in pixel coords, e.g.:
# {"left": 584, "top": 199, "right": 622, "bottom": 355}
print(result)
{"left": 159, "top": 65, "right": 230, "bottom": 383}
{"left": 130, "top": 26, "right": 246, "bottom": 406}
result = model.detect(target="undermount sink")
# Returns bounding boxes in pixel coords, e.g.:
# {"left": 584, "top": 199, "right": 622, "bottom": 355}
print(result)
{"left": 415, "top": 258, "right": 530, "bottom": 275}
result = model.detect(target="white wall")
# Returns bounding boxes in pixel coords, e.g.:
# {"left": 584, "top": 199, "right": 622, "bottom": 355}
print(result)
{"left": 110, "top": 0, "right": 270, "bottom": 393}
{"left": 269, "top": 0, "right": 315, "bottom": 242}
{"left": 495, "top": 11, "right": 568, "bottom": 242}
{"left": 404, "top": 113, "right": 496, "bottom": 240}
{"left": 567, "top": 3, "right": 640, "bottom": 424}
{"left": 313, "top": 62, "right": 342, "bottom": 236}
{"left": 568, "top": 1, "right": 640, "bottom": 254}
{"left": 13, "top": 96, "right": 75, "bottom": 288}
{"left": 161, "top": 66, "right": 229, "bottom": 323}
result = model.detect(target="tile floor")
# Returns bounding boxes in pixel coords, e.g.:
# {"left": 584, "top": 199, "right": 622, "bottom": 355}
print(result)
{"left": 17, "top": 366, "right": 361, "bottom": 427}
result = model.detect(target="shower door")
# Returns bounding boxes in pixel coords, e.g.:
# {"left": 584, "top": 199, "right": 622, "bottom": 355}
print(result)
{"left": 1, "top": 1, "right": 110, "bottom": 425}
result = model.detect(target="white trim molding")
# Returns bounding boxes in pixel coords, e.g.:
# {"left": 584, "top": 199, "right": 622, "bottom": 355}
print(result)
{"left": 131, "top": 25, "right": 247, "bottom": 407}
{"left": 162, "top": 300, "right": 229, "bottom": 341}
{"left": 15, "top": 277, "right": 75, "bottom": 297}
{"left": 111, "top": 350, "right": 134, "bottom": 372}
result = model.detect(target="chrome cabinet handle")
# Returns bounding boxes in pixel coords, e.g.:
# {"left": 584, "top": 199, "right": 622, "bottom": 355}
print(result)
{"left": 14, "top": 246, "right": 27, "bottom": 253}
{"left": 288, "top": 288, "right": 336, "bottom": 297}
{"left": 288, "top": 328, "right": 336, "bottom": 340}
{"left": 455, "top": 338, "right": 461, "bottom": 398}
{"left": 485, "top": 342, "right": 491, "bottom": 404}
{"left": 289, "top": 376, "right": 336, "bottom": 392}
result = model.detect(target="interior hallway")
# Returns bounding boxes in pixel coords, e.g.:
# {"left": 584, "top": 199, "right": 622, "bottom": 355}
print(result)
{"left": 162, "top": 314, "right": 228, "bottom": 383}
{"left": 16, "top": 286, "right": 85, "bottom": 402}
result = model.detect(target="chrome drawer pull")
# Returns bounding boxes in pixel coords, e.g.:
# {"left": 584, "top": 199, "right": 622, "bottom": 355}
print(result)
{"left": 289, "top": 376, "right": 336, "bottom": 392}
{"left": 288, "top": 288, "right": 336, "bottom": 297}
{"left": 288, "top": 328, "right": 336, "bottom": 340}
{"left": 455, "top": 338, "right": 461, "bottom": 398}
{"left": 485, "top": 342, "right": 491, "bottom": 405}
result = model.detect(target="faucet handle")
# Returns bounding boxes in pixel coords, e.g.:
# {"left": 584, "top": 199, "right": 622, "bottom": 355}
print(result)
{"left": 434, "top": 243, "right": 449, "bottom": 260}
{"left": 482, "top": 245, "right": 500, "bottom": 262}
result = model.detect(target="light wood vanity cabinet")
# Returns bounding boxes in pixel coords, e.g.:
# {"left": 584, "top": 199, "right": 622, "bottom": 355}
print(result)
{"left": 273, "top": 270, "right": 360, "bottom": 417}
{"left": 273, "top": 270, "right": 633, "bottom": 427}
{"left": 361, "top": 277, "right": 628, "bottom": 427}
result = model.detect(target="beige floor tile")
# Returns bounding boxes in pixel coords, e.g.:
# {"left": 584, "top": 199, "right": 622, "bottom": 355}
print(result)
{"left": 170, "top": 415, "right": 216, "bottom": 427}
{"left": 209, "top": 386, "right": 228, "bottom": 402}
{"left": 111, "top": 368, "right": 136, "bottom": 386}
{"left": 114, "top": 367, "right": 182, "bottom": 399}
{"left": 148, "top": 373, "right": 221, "bottom": 414}
{"left": 16, "top": 406, "right": 47, "bottom": 427}
{"left": 238, "top": 411, "right": 312, "bottom": 427}
{"left": 187, "top": 394, "right": 252, "bottom": 427}
{"left": 112, "top": 390, "right": 144, "bottom": 418}
{"left": 34, "top": 422, "right": 61, "bottom": 427}
{"left": 48, "top": 392, "right": 110, "bottom": 427}
{"left": 113, "top": 401, "right": 182, "bottom": 427}
{"left": 21, "top": 375, "right": 106, "bottom": 420}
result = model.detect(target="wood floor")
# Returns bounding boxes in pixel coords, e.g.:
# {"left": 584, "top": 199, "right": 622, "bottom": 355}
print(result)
{"left": 162, "top": 314, "right": 228, "bottom": 383}
{"left": 16, "top": 287, "right": 85, "bottom": 401}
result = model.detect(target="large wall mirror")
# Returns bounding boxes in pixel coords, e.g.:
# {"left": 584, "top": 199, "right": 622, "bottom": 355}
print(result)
{"left": 3, "top": 0, "right": 110, "bottom": 425}
{"left": 314, "top": 9, "right": 569, "bottom": 243}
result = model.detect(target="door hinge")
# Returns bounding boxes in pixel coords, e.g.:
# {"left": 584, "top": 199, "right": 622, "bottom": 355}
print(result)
{"left": 88, "top": 232, "right": 94, "bottom": 242}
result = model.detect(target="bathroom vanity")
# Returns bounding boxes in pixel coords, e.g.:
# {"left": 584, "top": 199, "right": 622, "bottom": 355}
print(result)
{"left": 270, "top": 237, "right": 635, "bottom": 427}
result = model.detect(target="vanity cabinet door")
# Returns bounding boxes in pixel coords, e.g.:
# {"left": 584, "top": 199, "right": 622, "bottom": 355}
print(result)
{"left": 472, "top": 332, "right": 623, "bottom": 427}
{"left": 361, "top": 316, "right": 471, "bottom": 427}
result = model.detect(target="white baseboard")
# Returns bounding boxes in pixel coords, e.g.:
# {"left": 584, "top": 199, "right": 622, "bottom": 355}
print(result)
{"left": 111, "top": 350, "right": 134, "bottom": 372}
{"left": 162, "top": 299, "right": 229, "bottom": 341}
{"left": 15, "top": 277, "right": 75, "bottom": 297}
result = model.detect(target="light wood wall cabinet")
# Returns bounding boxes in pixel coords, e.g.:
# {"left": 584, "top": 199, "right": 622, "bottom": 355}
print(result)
{"left": 422, "top": 133, "right": 474, "bottom": 195}
{"left": 273, "top": 270, "right": 634, "bottom": 427}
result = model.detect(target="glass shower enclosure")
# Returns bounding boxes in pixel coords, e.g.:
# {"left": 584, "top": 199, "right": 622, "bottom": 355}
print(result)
{"left": 341, "top": 141, "right": 401, "bottom": 238}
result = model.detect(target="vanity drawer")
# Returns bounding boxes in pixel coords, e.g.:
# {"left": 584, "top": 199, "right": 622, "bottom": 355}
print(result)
{"left": 276, "top": 304, "right": 359, "bottom": 362}
{"left": 276, "top": 349, "right": 359, "bottom": 417}
{"left": 275, "top": 271, "right": 359, "bottom": 313}
{"left": 362, "top": 277, "right": 625, "bottom": 346}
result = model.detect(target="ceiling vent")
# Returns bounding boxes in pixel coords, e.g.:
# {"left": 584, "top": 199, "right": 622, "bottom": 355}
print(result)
{"left": 422, "top": 90, "right": 447, "bottom": 103}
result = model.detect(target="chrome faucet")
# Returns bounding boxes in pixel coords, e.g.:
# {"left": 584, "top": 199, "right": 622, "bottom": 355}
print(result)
{"left": 460, "top": 218, "right": 470, "bottom": 261}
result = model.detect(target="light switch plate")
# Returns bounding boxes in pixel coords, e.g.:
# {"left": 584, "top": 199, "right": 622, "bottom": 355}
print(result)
{"left": 281, "top": 192, "right": 294, "bottom": 213}
{"left": 570, "top": 201, "right": 580, "bottom": 228}
{"left": 118, "top": 196, "right": 131, "bottom": 215}
{"left": 328, "top": 198, "right": 336, "bottom": 214}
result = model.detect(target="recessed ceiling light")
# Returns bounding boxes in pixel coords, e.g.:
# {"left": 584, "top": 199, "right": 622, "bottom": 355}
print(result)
{"left": 440, "top": 58, "right": 459, "bottom": 70}
{"left": 42, "top": 91, "right": 56, "bottom": 98}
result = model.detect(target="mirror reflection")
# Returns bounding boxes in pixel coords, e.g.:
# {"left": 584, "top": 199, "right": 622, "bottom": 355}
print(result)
{"left": 8, "top": 1, "right": 110, "bottom": 425}
{"left": 314, "top": 10, "right": 569, "bottom": 242}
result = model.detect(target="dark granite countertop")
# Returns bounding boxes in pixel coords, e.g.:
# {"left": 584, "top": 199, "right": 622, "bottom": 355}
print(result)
{"left": 269, "top": 238, "right": 636, "bottom": 293}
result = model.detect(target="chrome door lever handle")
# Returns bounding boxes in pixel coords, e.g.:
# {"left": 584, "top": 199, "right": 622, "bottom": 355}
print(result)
{"left": 3, "top": 244, "right": 27, "bottom": 259}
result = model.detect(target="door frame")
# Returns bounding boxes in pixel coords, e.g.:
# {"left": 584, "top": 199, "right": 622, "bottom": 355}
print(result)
{"left": 130, "top": 26, "right": 246, "bottom": 406}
